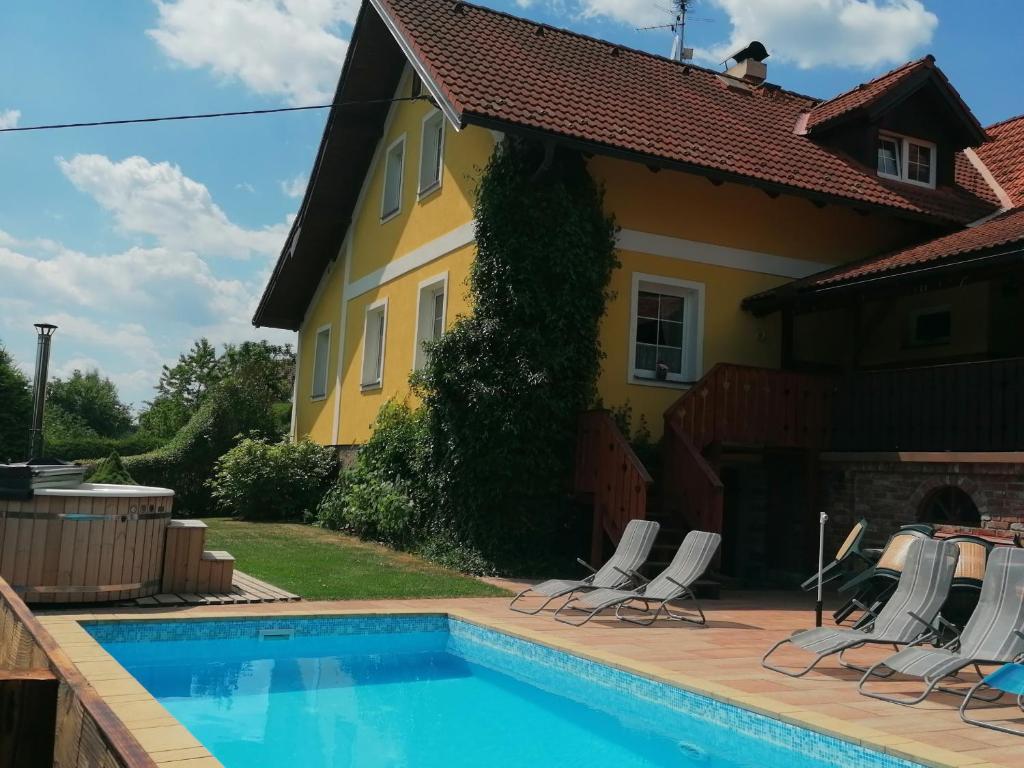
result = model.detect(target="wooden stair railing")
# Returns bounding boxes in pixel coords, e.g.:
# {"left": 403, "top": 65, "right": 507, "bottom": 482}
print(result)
{"left": 662, "top": 364, "right": 834, "bottom": 534}
{"left": 575, "top": 410, "right": 653, "bottom": 565}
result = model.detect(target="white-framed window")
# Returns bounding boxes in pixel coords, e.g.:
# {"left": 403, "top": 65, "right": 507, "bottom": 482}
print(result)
{"left": 310, "top": 324, "right": 331, "bottom": 400}
{"left": 628, "top": 274, "right": 704, "bottom": 386}
{"left": 876, "top": 132, "right": 936, "bottom": 188}
{"left": 413, "top": 273, "right": 448, "bottom": 370}
{"left": 361, "top": 299, "right": 388, "bottom": 389}
{"left": 381, "top": 136, "right": 405, "bottom": 221}
{"left": 419, "top": 110, "right": 445, "bottom": 196}
{"left": 907, "top": 305, "right": 951, "bottom": 347}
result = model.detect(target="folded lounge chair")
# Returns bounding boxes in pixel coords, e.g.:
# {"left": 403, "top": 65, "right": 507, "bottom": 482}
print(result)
{"left": 553, "top": 530, "right": 721, "bottom": 627}
{"left": 508, "top": 519, "right": 660, "bottom": 615}
{"left": 763, "top": 538, "right": 959, "bottom": 678}
{"left": 960, "top": 661, "right": 1024, "bottom": 736}
{"left": 800, "top": 518, "right": 871, "bottom": 592}
{"left": 859, "top": 546, "right": 1024, "bottom": 706}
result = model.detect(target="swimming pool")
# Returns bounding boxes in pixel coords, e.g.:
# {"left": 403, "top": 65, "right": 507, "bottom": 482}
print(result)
{"left": 86, "top": 615, "right": 921, "bottom": 768}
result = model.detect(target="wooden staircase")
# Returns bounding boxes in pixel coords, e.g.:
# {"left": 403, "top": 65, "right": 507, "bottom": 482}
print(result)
{"left": 161, "top": 519, "right": 235, "bottom": 594}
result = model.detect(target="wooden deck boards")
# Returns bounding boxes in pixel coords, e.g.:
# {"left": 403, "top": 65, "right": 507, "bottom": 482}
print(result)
{"left": 128, "top": 570, "right": 298, "bottom": 607}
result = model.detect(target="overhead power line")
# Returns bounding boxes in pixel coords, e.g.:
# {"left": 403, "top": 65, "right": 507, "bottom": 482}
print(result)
{"left": 0, "top": 96, "right": 431, "bottom": 134}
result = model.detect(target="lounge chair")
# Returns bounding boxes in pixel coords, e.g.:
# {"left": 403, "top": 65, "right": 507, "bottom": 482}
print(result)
{"left": 960, "top": 661, "right": 1024, "bottom": 736}
{"left": 858, "top": 546, "right": 1024, "bottom": 705}
{"left": 552, "top": 530, "right": 721, "bottom": 627}
{"left": 763, "top": 538, "right": 959, "bottom": 678}
{"left": 800, "top": 518, "right": 871, "bottom": 592}
{"left": 835, "top": 526, "right": 933, "bottom": 626}
{"left": 942, "top": 535, "right": 993, "bottom": 629}
{"left": 508, "top": 519, "right": 660, "bottom": 614}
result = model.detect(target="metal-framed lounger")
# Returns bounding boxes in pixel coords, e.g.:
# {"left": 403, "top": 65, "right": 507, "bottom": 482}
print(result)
{"left": 508, "top": 519, "right": 660, "bottom": 614}
{"left": 960, "top": 660, "right": 1024, "bottom": 736}
{"left": 763, "top": 538, "right": 959, "bottom": 678}
{"left": 859, "top": 546, "right": 1024, "bottom": 705}
{"left": 801, "top": 518, "right": 871, "bottom": 592}
{"left": 552, "top": 530, "right": 721, "bottom": 627}
{"left": 835, "top": 526, "right": 933, "bottom": 626}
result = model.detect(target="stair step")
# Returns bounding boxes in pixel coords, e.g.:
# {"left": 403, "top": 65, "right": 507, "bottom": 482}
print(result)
{"left": 198, "top": 550, "right": 235, "bottom": 593}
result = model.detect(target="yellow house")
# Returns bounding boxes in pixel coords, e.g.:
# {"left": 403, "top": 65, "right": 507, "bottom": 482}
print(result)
{"left": 254, "top": 0, "right": 1018, "bottom": 576}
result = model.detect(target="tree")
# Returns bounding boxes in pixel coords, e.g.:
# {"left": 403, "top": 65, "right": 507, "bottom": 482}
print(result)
{"left": 155, "top": 338, "right": 219, "bottom": 410}
{"left": 47, "top": 370, "right": 132, "bottom": 438}
{"left": 0, "top": 344, "right": 32, "bottom": 462}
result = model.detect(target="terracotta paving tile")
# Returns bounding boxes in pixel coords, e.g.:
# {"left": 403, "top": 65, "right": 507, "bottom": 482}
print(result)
{"left": 38, "top": 591, "right": 1024, "bottom": 768}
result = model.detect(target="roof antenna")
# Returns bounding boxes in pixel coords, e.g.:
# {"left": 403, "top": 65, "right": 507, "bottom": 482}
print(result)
{"left": 637, "top": 1, "right": 710, "bottom": 62}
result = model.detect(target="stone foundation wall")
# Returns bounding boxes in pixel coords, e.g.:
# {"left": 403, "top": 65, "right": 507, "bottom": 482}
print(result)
{"left": 818, "top": 455, "right": 1024, "bottom": 552}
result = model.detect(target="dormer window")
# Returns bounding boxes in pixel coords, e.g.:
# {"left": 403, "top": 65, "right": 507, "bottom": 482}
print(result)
{"left": 876, "top": 132, "right": 936, "bottom": 188}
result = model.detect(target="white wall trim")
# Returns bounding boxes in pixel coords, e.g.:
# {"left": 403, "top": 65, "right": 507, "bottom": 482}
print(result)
{"left": 289, "top": 330, "right": 301, "bottom": 442}
{"left": 628, "top": 272, "right": 706, "bottom": 389}
{"left": 617, "top": 229, "right": 832, "bottom": 279}
{"left": 412, "top": 271, "right": 449, "bottom": 371}
{"left": 330, "top": 235, "right": 353, "bottom": 444}
{"left": 345, "top": 221, "right": 475, "bottom": 301}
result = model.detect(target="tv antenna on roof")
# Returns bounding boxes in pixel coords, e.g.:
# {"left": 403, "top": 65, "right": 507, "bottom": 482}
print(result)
{"left": 636, "top": 1, "right": 712, "bottom": 62}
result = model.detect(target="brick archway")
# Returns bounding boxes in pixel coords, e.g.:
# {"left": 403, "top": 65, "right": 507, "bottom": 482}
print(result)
{"left": 911, "top": 476, "right": 984, "bottom": 524}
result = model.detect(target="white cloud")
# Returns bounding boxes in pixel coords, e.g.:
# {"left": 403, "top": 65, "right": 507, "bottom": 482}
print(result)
{"left": 576, "top": 0, "right": 668, "bottom": 27}
{"left": 0, "top": 109, "right": 20, "bottom": 129}
{"left": 58, "top": 154, "right": 288, "bottom": 260}
{"left": 281, "top": 173, "right": 308, "bottom": 199}
{"left": 698, "top": 0, "right": 938, "bottom": 69}
{"left": 148, "top": 0, "right": 357, "bottom": 104}
{"left": 0, "top": 153, "right": 293, "bottom": 405}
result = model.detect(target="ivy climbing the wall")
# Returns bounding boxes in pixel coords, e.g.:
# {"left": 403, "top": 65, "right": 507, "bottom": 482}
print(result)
{"left": 319, "top": 138, "right": 618, "bottom": 572}
{"left": 415, "top": 138, "right": 618, "bottom": 567}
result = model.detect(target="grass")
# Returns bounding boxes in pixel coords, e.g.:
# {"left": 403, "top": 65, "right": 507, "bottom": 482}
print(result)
{"left": 201, "top": 518, "right": 511, "bottom": 600}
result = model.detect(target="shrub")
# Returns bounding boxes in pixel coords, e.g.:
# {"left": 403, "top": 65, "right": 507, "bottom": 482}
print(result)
{"left": 0, "top": 344, "right": 32, "bottom": 462}
{"left": 122, "top": 378, "right": 283, "bottom": 515}
{"left": 209, "top": 437, "right": 337, "bottom": 520}
{"left": 89, "top": 451, "right": 137, "bottom": 485}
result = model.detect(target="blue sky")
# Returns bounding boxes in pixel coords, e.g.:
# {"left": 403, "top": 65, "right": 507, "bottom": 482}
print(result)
{"left": 1, "top": 0, "right": 1020, "bottom": 409}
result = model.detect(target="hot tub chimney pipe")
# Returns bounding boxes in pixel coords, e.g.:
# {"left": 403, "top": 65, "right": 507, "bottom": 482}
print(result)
{"left": 29, "top": 323, "right": 57, "bottom": 459}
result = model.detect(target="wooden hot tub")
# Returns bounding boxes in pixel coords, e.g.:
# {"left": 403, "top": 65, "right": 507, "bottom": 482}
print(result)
{"left": 0, "top": 483, "right": 174, "bottom": 603}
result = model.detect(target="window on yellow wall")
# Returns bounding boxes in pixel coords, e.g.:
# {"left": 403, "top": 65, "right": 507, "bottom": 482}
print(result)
{"left": 381, "top": 136, "right": 405, "bottom": 221}
{"left": 629, "top": 274, "right": 704, "bottom": 385}
{"left": 361, "top": 300, "right": 388, "bottom": 389}
{"left": 419, "top": 111, "right": 444, "bottom": 196}
{"left": 311, "top": 325, "right": 331, "bottom": 400}
{"left": 414, "top": 274, "right": 448, "bottom": 370}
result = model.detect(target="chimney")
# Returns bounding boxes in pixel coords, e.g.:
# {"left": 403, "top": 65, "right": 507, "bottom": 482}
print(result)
{"left": 725, "top": 41, "right": 769, "bottom": 85}
{"left": 29, "top": 323, "right": 57, "bottom": 459}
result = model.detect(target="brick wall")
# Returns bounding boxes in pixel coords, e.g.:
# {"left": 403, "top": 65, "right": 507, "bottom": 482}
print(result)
{"left": 819, "top": 456, "right": 1024, "bottom": 552}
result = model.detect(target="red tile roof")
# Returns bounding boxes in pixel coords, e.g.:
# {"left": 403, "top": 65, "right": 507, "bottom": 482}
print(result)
{"left": 804, "top": 58, "right": 932, "bottom": 132}
{"left": 975, "top": 114, "right": 1024, "bottom": 207}
{"left": 376, "top": 0, "right": 996, "bottom": 225}
{"left": 811, "top": 206, "right": 1024, "bottom": 287}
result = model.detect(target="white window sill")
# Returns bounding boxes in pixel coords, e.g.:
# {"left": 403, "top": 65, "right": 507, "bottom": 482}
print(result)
{"left": 417, "top": 181, "right": 442, "bottom": 202}
{"left": 360, "top": 381, "right": 383, "bottom": 392}
{"left": 310, "top": 394, "right": 328, "bottom": 402}
{"left": 629, "top": 375, "right": 694, "bottom": 391}
{"left": 380, "top": 208, "right": 401, "bottom": 224}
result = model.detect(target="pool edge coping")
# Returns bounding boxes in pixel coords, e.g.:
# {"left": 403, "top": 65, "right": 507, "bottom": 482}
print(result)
{"left": 35, "top": 605, "right": 999, "bottom": 768}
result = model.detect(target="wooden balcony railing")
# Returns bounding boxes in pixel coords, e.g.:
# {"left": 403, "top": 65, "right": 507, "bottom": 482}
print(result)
{"left": 662, "top": 420, "right": 724, "bottom": 534}
{"left": 665, "top": 363, "right": 835, "bottom": 451}
{"left": 575, "top": 410, "right": 652, "bottom": 564}
{"left": 831, "top": 357, "right": 1024, "bottom": 451}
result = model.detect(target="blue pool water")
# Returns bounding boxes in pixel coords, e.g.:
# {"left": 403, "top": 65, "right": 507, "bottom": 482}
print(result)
{"left": 87, "top": 616, "right": 920, "bottom": 768}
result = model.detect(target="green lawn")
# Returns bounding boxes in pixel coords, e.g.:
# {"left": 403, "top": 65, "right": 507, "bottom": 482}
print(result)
{"left": 201, "top": 518, "right": 510, "bottom": 600}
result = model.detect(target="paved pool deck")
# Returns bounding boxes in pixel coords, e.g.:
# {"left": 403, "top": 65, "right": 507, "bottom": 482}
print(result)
{"left": 36, "top": 590, "right": 1024, "bottom": 768}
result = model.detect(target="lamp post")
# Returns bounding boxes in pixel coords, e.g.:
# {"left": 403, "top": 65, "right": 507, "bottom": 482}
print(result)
{"left": 29, "top": 323, "right": 57, "bottom": 460}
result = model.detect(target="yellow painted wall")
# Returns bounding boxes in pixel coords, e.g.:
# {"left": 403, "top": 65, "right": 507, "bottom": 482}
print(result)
{"left": 293, "top": 66, "right": 496, "bottom": 444}
{"left": 338, "top": 244, "right": 475, "bottom": 443}
{"left": 588, "top": 156, "right": 933, "bottom": 435}
{"left": 294, "top": 256, "right": 345, "bottom": 443}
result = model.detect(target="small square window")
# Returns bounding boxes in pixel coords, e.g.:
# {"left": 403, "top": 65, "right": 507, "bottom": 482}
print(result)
{"left": 876, "top": 136, "right": 901, "bottom": 178}
{"left": 381, "top": 138, "right": 405, "bottom": 220}
{"left": 907, "top": 142, "right": 933, "bottom": 184}
{"left": 877, "top": 133, "right": 935, "bottom": 188}
{"left": 311, "top": 326, "right": 331, "bottom": 399}
{"left": 361, "top": 303, "right": 387, "bottom": 388}
{"left": 419, "top": 112, "right": 444, "bottom": 195}
{"left": 907, "top": 306, "right": 951, "bottom": 347}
